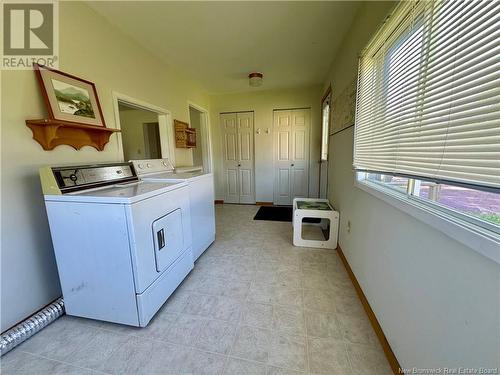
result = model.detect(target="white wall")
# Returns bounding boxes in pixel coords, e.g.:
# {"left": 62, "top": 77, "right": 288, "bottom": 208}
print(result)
{"left": 325, "top": 1, "right": 500, "bottom": 369}
{"left": 210, "top": 86, "right": 322, "bottom": 202}
{"left": 0, "top": 2, "right": 210, "bottom": 332}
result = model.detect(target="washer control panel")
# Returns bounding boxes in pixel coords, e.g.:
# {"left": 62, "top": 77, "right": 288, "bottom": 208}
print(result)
{"left": 131, "top": 159, "right": 175, "bottom": 175}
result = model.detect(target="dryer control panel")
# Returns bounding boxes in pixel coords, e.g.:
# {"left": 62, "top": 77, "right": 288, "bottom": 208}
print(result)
{"left": 40, "top": 163, "right": 139, "bottom": 195}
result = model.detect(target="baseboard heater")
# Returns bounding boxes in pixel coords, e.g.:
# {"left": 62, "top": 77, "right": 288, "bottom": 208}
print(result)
{"left": 0, "top": 297, "right": 65, "bottom": 356}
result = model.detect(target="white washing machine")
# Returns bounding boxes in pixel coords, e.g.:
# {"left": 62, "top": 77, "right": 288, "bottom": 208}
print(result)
{"left": 40, "top": 162, "right": 193, "bottom": 327}
{"left": 131, "top": 159, "right": 215, "bottom": 261}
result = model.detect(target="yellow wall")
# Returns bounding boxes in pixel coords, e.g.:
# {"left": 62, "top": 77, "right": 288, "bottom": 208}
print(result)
{"left": 210, "top": 86, "right": 322, "bottom": 202}
{"left": 0, "top": 2, "right": 209, "bottom": 331}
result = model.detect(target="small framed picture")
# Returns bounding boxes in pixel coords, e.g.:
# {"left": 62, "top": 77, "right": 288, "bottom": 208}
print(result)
{"left": 34, "top": 64, "right": 106, "bottom": 127}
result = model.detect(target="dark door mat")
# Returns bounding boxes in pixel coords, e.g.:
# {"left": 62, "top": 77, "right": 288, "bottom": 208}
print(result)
{"left": 253, "top": 206, "right": 321, "bottom": 223}
{"left": 254, "top": 206, "right": 292, "bottom": 222}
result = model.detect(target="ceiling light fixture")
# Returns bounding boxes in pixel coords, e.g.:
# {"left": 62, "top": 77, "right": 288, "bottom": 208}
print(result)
{"left": 248, "top": 72, "right": 263, "bottom": 87}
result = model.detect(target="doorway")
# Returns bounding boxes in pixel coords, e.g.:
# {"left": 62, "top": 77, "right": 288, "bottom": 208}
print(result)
{"left": 143, "top": 122, "right": 162, "bottom": 159}
{"left": 273, "top": 108, "right": 311, "bottom": 205}
{"left": 220, "top": 111, "right": 255, "bottom": 204}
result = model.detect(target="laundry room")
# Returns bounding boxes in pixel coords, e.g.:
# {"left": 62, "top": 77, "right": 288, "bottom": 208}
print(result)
{"left": 1, "top": 1, "right": 499, "bottom": 374}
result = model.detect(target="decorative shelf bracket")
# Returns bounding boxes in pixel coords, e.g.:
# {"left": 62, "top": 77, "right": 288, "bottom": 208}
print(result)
{"left": 26, "top": 119, "right": 120, "bottom": 151}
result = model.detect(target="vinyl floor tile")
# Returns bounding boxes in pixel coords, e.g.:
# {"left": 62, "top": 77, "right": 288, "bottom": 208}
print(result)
{"left": 5, "top": 204, "right": 389, "bottom": 375}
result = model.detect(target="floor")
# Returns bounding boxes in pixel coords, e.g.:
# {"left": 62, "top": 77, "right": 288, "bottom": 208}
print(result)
{"left": 1, "top": 204, "right": 392, "bottom": 375}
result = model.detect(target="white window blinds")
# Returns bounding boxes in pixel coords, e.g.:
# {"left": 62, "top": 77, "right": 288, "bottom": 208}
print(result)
{"left": 353, "top": 0, "right": 500, "bottom": 191}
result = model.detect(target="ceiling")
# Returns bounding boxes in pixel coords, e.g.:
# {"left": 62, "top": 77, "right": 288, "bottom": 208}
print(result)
{"left": 88, "top": 1, "right": 362, "bottom": 94}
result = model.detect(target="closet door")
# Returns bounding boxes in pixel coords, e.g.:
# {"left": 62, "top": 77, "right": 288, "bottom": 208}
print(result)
{"left": 290, "top": 109, "right": 310, "bottom": 199}
{"left": 221, "top": 113, "right": 240, "bottom": 204}
{"left": 273, "top": 110, "right": 293, "bottom": 205}
{"left": 220, "top": 112, "right": 255, "bottom": 204}
{"left": 273, "top": 109, "right": 310, "bottom": 205}
{"left": 237, "top": 112, "right": 255, "bottom": 204}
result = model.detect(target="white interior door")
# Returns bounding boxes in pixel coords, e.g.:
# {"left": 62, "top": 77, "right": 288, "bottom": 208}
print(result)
{"left": 221, "top": 113, "right": 239, "bottom": 204}
{"left": 237, "top": 112, "right": 255, "bottom": 204}
{"left": 220, "top": 112, "right": 255, "bottom": 204}
{"left": 273, "top": 109, "right": 310, "bottom": 205}
{"left": 273, "top": 110, "right": 293, "bottom": 205}
{"left": 290, "top": 110, "right": 310, "bottom": 199}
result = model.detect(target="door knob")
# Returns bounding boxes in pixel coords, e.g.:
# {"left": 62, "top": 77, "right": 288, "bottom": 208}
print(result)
{"left": 238, "top": 164, "right": 241, "bottom": 167}
{"left": 291, "top": 164, "right": 294, "bottom": 167}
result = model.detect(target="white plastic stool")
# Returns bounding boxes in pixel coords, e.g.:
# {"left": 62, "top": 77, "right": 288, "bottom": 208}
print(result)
{"left": 293, "top": 198, "right": 339, "bottom": 249}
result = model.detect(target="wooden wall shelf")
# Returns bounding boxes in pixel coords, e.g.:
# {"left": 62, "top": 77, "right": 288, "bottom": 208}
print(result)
{"left": 174, "top": 119, "right": 196, "bottom": 148}
{"left": 25, "top": 119, "right": 120, "bottom": 151}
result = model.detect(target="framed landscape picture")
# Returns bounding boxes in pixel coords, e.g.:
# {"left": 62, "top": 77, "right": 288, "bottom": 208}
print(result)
{"left": 34, "top": 64, "right": 106, "bottom": 127}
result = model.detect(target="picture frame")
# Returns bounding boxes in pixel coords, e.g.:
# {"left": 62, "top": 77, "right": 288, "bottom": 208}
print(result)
{"left": 34, "top": 63, "right": 106, "bottom": 127}
{"left": 331, "top": 78, "right": 357, "bottom": 135}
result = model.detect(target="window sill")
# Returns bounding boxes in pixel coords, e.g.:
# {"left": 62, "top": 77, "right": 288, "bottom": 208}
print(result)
{"left": 355, "top": 180, "right": 500, "bottom": 264}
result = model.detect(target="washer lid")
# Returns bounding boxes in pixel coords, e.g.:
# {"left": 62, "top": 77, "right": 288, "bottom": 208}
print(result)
{"left": 140, "top": 170, "right": 208, "bottom": 181}
{"left": 176, "top": 166, "right": 203, "bottom": 173}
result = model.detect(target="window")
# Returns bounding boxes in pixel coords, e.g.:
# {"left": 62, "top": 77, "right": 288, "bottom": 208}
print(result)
{"left": 358, "top": 172, "right": 500, "bottom": 234}
{"left": 413, "top": 182, "right": 500, "bottom": 228}
{"left": 354, "top": 1, "right": 500, "bottom": 245}
{"left": 365, "top": 173, "right": 409, "bottom": 193}
{"left": 320, "top": 87, "right": 332, "bottom": 161}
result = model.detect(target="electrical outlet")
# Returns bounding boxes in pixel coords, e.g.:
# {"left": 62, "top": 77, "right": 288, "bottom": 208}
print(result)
{"left": 347, "top": 220, "right": 351, "bottom": 233}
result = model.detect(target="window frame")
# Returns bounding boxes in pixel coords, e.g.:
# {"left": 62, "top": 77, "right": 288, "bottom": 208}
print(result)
{"left": 320, "top": 86, "right": 332, "bottom": 162}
